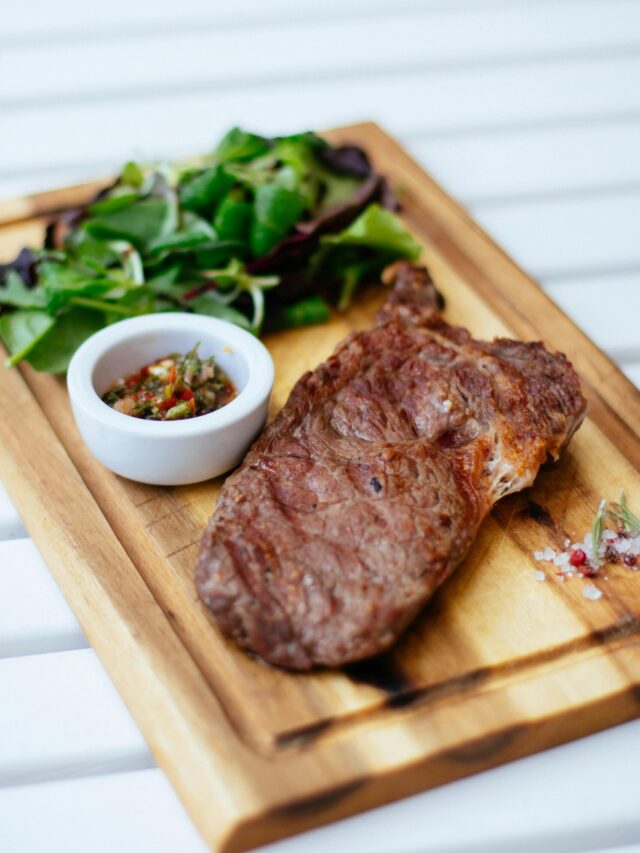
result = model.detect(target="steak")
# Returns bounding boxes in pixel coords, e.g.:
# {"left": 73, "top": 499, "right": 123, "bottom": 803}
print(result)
{"left": 196, "top": 262, "right": 586, "bottom": 669}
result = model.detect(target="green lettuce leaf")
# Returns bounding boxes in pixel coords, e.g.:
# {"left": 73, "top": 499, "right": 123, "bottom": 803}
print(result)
{"left": 215, "top": 128, "right": 270, "bottom": 163}
{"left": 85, "top": 198, "right": 177, "bottom": 250}
{"left": 25, "top": 308, "right": 105, "bottom": 374}
{"left": 0, "top": 310, "right": 55, "bottom": 366}
{"left": 319, "top": 204, "right": 421, "bottom": 257}
{"left": 250, "top": 184, "right": 305, "bottom": 257}
{"left": 0, "top": 271, "right": 47, "bottom": 309}
{"left": 179, "top": 165, "right": 235, "bottom": 213}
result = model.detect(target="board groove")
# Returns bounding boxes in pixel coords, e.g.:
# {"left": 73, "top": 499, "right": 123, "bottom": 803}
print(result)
{"left": 1, "top": 123, "right": 639, "bottom": 852}
{"left": 276, "top": 630, "right": 640, "bottom": 752}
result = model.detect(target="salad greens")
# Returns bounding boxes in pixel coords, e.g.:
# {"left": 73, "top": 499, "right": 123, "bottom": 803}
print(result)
{"left": 0, "top": 128, "right": 421, "bottom": 373}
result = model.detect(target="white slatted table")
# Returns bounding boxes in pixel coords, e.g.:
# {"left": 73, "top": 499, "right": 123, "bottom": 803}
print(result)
{"left": 1, "top": 1, "right": 639, "bottom": 850}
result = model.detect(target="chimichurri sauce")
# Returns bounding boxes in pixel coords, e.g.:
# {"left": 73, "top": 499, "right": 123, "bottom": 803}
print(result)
{"left": 102, "top": 344, "right": 236, "bottom": 421}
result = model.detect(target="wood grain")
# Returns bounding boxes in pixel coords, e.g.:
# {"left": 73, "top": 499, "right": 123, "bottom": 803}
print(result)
{"left": 0, "top": 123, "right": 639, "bottom": 852}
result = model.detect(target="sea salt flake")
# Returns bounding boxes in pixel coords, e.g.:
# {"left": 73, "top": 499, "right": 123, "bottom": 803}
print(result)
{"left": 554, "top": 552, "right": 570, "bottom": 567}
{"left": 564, "top": 538, "right": 571, "bottom": 548}
{"left": 532, "top": 570, "right": 546, "bottom": 582}
{"left": 603, "top": 530, "right": 617, "bottom": 542}
{"left": 617, "top": 539, "right": 632, "bottom": 554}
{"left": 582, "top": 584, "right": 603, "bottom": 601}
{"left": 534, "top": 550, "right": 544, "bottom": 561}
{"left": 543, "top": 547, "right": 555, "bottom": 561}
{"left": 583, "top": 532, "right": 593, "bottom": 548}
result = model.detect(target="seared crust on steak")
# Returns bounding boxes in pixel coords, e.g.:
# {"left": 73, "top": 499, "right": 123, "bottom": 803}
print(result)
{"left": 196, "top": 263, "right": 586, "bottom": 669}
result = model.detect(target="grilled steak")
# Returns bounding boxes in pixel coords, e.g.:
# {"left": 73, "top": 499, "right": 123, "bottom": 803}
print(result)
{"left": 196, "top": 262, "right": 586, "bottom": 669}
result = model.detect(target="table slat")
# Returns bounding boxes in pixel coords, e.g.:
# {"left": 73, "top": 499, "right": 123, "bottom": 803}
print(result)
{"left": 472, "top": 190, "right": 640, "bottom": 278}
{"left": 0, "top": 649, "right": 152, "bottom": 786}
{"left": 410, "top": 119, "right": 640, "bottom": 204}
{"left": 2, "top": 57, "right": 640, "bottom": 180}
{"left": 0, "top": 539, "right": 87, "bottom": 658}
{"left": 4, "top": 1, "right": 638, "bottom": 107}
{"left": 0, "top": 768, "right": 205, "bottom": 853}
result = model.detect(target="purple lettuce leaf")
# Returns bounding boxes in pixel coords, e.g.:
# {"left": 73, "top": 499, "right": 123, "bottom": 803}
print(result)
{"left": 0, "top": 248, "right": 39, "bottom": 288}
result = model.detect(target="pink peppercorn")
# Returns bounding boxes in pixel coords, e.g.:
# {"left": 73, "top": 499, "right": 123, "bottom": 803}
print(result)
{"left": 569, "top": 549, "right": 587, "bottom": 567}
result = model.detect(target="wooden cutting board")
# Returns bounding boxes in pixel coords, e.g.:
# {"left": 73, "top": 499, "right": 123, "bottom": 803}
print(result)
{"left": 0, "top": 123, "right": 639, "bottom": 853}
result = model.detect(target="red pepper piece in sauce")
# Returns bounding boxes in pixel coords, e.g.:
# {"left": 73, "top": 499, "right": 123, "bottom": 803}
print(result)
{"left": 180, "top": 388, "right": 194, "bottom": 401}
{"left": 158, "top": 396, "right": 178, "bottom": 411}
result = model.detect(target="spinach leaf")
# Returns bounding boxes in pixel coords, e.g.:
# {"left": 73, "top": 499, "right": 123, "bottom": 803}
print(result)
{"left": 193, "top": 240, "right": 247, "bottom": 267}
{"left": 214, "top": 194, "right": 252, "bottom": 242}
{"left": 64, "top": 229, "right": 122, "bottom": 268}
{"left": 147, "top": 212, "right": 216, "bottom": 254}
{"left": 102, "top": 286, "right": 156, "bottom": 322}
{"left": 179, "top": 166, "right": 234, "bottom": 213}
{"left": 215, "top": 128, "right": 270, "bottom": 163}
{"left": 267, "top": 295, "right": 330, "bottom": 330}
{"left": 88, "top": 192, "right": 139, "bottom": 216}
{"left": 25, "top": 308, "right": 105, "bottom": 373}
{"left": 188, "top": 293, "right": 252, "bottom": 329}
{"left": 0, "top": 271, "right": 47, "bottom": 309}
{"left": 250, "top": 184, "right": 305, "bottom": 257}
{"left": 85, "top": 198, "right": 177, "bottom": 250}
{"left": 121, "top": 160, "right": 146, "bottom": 188}
{"left": 38, "top": 261, "right": 120, "bottom": 314}
{"left": 0, "top": 310, "right": 55, "bottom": 366}
{"left": 147, "top": 264, "right": 187, "bottom": 302}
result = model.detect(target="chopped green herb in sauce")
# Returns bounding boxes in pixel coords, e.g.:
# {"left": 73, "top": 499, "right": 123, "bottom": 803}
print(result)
{"left": 102, "top": 344, "right": 236, "bottom": 421}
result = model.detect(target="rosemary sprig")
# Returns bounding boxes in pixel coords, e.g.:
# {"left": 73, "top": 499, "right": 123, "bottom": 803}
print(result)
{"left": 620, "top": 492, "right": 639, "bottom": 531}
{"left": 591, "top": 499, "right": 607, "bottom": 567}
{"left": 606, "top": 492, "right": 640, "bottom": 535}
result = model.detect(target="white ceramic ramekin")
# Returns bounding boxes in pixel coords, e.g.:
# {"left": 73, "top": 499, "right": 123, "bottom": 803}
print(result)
{"left": 67, "top": 313, "right": 274, "bottom": 485}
